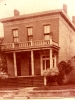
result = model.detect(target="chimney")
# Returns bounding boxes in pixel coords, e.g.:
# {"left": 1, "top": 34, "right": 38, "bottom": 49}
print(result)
{"left": 72, "top": 16, "right": 75, "bottom": 25}
{"left": 14, "top": 9, "right": 20, "bottom": 16}
{"left": 63, "top": 4, "right": 67, "bottom": 14}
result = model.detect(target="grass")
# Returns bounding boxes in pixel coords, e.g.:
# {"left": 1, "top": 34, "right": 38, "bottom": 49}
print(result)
{"left": 33, "top": 84, "right": 75, "bottom": 90}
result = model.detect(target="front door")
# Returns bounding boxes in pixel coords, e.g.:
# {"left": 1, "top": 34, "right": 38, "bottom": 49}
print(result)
{"left": 42, "top": 55, "right": 50, "bottom": 71}
{"left": 43, "top": 59, "right": 50, "bottom": 70}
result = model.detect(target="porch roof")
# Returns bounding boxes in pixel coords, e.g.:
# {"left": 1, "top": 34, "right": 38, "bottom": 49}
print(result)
{"left": 2, "top": 45, "right": 59, "bottom": 53}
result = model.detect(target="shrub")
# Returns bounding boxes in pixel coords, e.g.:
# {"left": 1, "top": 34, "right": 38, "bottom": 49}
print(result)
{"left": 0, "top": 71, "right": 8, "bottom": 79}
{"left": 47, "top": 75, "right": 58, "bottom": 85}
{"left": 0, "top": 53, "right": 7, "bottom": 73}
{"left": 43, "top": 67, "right": 59, "bottom": 77}
{"left": 43, "top": 67, "right": 59, "bottom": 85}
{"left": 57, "top": 61, "right": 73, "bottom": 85}
{"left": 0, "top": 53, "right": 8, "bottom": 79}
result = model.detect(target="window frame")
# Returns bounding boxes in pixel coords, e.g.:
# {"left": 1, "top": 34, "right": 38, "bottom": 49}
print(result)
{"left": 27, "top": 27, "right": 33, "bottom": 41}
{"left": 44, "top": 25, "right": 50, "bottom": 34}
{"left": 27, "top": 27, "right": 33, "bottom": 36}
{"left": 43, "top": 25, "right": 50, "bottom": 40}
{"left": 12, "top": 29, "right": 19, "bottom": 43}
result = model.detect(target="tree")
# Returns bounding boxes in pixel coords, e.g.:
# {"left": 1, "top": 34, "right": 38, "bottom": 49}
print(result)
{"left": 0, "top": 53, "right": 7, "bottom": 73}
{"left": 0, "top": 38, "right": 7, "bottom": 73}
{"left": 0, "top": 38, "right": 8, "bottom": 79}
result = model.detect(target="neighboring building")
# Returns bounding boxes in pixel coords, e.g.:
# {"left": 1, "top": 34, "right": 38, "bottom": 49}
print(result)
{"left": 0, "top": 4, "right": 75, "bottom": 79}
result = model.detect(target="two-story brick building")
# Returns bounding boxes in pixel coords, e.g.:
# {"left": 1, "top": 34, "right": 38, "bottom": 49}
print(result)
{"left": 0, "top": 4, "right": 75, "bottom": 86}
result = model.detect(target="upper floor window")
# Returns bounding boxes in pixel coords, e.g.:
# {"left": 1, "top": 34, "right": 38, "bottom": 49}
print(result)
{"left": 27, "top": 27, "right": 33, "bottom": 36}
{"left": 44, "top": 25, "right": 50, "bottom": 40}
{"left": 12, "top": 29, "right": 19, "bottom": 43}
{"left": 44, "top": 25, "right": 50, "bottom": 34}
{"left": 27, "top": 27, "right": 33, "bottom": 41}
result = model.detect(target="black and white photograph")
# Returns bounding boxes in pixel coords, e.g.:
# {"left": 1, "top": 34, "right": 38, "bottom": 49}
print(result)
{"left": 0, "top": 0, "right": 75, "bottom": 99}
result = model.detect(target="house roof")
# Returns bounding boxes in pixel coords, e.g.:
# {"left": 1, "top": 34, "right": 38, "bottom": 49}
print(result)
{"left": 0, "top": 9, "right": 75, "bottom": 31}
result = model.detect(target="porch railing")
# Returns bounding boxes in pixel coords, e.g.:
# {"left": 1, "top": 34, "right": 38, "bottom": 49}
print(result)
{"left": 33, "top": 40, "right": 50, "bottom": 46}
{"left": 1, "top": 40, "right": 58, "bottom": 50}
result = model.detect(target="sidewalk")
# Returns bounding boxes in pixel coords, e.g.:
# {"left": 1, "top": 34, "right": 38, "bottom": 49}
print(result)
{"left": 0, "top": 87, "right": 75, "bottom": 99}
{"left": 28, "top": 88, "right": 75, "bottom": 98}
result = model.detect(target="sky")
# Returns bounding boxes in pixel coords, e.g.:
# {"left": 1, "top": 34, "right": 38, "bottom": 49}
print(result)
{"left": 0, "top": 0, "right": 75, "bottom": 37}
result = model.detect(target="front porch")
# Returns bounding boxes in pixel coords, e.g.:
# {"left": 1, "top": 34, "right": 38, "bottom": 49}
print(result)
{"left": 1, "top": 37, "right": 59, "bottom": 86}
{"left": 6, "top": 49, "right": 58, "bottom": 77}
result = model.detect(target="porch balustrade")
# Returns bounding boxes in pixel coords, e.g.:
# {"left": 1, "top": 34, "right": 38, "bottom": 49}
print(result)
{"left": 1, "top": 40, "right": 58, "bottom": 51}
{"left": 1, "top": 43, "right": 14, "bottom": 50}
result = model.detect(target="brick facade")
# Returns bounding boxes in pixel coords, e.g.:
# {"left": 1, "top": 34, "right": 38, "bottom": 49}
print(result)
{"left": 0, "top": 8, "right": 75, "bottom": 77}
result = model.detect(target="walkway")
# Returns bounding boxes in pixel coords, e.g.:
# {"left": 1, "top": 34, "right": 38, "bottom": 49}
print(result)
{"left": 0, "top": 86, "right": 75, "bottom": 99}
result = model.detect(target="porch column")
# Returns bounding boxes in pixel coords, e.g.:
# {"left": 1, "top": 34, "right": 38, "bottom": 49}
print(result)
{"left": 13, "top": 52, "right": 17, "bottom": 76}
{"left": 54, "top": 54, "right": 57, "bottom": 68}
{"left": 50, "top": 49, "right": 53, "bottom": 69}
{"left": 31, "top": 50, "right": 34, "bottom": 75}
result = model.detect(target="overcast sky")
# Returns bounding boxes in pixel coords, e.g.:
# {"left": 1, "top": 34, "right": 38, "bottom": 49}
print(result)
{"left": 0, "top": 0, "right": 75, "bottom": 37}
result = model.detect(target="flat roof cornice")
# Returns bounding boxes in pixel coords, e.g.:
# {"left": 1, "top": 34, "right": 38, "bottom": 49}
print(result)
{"left": 0, "top": 9, "right": 63, "bottom": 22}
{"left": 0, "top": 9, "right": 75, "bottom": 31}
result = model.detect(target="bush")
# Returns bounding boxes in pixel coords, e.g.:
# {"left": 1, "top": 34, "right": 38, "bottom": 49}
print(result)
{"left": 0, "top": 53, "right": 8, "bottom": 79}
{"left": 43, "top": 67, "right": 59, "bottom": 85}
{"left": 0, "top": 71, "right": 8, "bottom": 79}
{"left": 43, "top": 67, "right": 59, "bottom": 77}
{"left": 57, "top": 72, "right": 64, "bottom": 85}
{"left": 0, "top": 53, "right": 7, "bottom": 73}
{"left": 57, "top": 61, "right": 73, "bottom": 85}
{"left": 47, "top": 75, "right": 58, "bottom": 85}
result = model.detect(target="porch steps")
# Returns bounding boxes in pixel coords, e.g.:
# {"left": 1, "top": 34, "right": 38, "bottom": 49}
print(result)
{"left": 0, "top": 76, "right": 44, "bottom": 88}
{"left": 0, "top": 78, "right": 18, "bottom": 89}
{"left": 18, "top": 76, "right": 44, "bottom": 87}
{"left": 32, "top": 76, "right": 44, "bottom": 86}
{"left": 17, "top": 77, "right": 33, "bottom": 87}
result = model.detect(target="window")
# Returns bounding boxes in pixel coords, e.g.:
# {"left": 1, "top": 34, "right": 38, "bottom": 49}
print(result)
{"left": 27, "top": 27, "right": 33, "bottom": 41}
{"left": 44, "top": 25, "right": 50, "bottom": 40}
{"left": 27, "top": 27, "right": 33, "bottom": 36}
{"left": 13, "top": 29, "right": 19, "bottom": 43}
{"left": 44, "top": 25, "right": 50, "bottom": 34}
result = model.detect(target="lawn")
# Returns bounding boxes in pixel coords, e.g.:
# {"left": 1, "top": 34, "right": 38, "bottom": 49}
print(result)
{"left": 33, "top": 84, "right": 75, "bottom": 90}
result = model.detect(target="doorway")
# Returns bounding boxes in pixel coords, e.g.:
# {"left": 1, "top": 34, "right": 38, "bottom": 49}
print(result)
{"left": 43, "top": 59, "right": 50, "bottom": 70}
{"left": 42, "top": 55, "right": 50, "bottom": 71}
